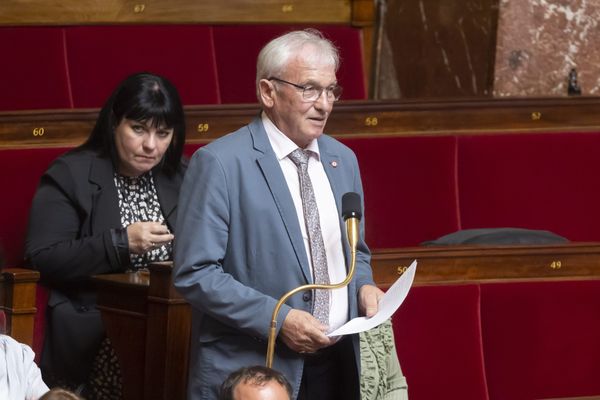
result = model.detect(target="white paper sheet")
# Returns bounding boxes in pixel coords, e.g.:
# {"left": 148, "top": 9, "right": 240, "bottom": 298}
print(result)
{"left": 327, "top": 260, "right": 417, "bottom": 337}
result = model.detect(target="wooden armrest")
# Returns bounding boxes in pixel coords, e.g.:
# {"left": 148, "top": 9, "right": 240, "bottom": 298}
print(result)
{"left": 371, "top": 242, "right": 600, "bottom": 288}
{"left": 0, "top": 267, "right": 39, "bottom": 345}
{"left": 1, "top": 267, "right": 40, "bottom": 283}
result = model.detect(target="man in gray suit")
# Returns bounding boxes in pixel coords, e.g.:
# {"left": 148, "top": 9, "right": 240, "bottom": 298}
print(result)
{"left": 174, "top": 29, "right": 383, "bottom": 400}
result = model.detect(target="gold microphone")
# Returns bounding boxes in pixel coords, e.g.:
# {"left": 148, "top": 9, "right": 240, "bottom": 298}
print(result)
{"left": 266, "top": 192, "right": 363, "bottom": 368}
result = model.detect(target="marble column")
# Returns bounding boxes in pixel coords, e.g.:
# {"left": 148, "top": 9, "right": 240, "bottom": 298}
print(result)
{"left": 494, "top": 0, "right": 600, "bottom": 97}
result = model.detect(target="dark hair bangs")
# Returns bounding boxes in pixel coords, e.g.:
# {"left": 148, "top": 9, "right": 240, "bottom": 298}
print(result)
{"left": 120, "top": 89, "right": 181, "bottom": 130}
{"left": 79, "top": 72, "right": 186, "bottom": 176}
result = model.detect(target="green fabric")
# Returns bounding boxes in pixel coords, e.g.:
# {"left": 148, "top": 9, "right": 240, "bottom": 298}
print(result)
{"left": 360, "top": 319, "right": 408, "bottom": 400}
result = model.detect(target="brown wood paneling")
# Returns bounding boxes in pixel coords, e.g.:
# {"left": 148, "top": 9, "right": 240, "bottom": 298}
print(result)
{"left": 372, "top": 243, "right": 600, "bottom": 288}
{"left": 351, "top": 0, "right": 376, "bottom": 91}
{"left": 0, "top": 0, "right": 351, "bottom": 25}
{"left": 2, "top": 97, "right": 600, "bottom": 148}
{"left": 0, "top": 268, "right": 39, "bottom": 346}
{"left": 0, "top": 108, "right": 99, "bottom": 148}
{"left": 94, "top": 263, "right": 191, "bottom": 400}
{"left": 144, "top": 262, "right": 190, "bottom": 400}
{"left": 381, "top": 0, "right": 500, "bottom": 99}
{"left": 95, "top": 272, "right": 149, "bottom": 400}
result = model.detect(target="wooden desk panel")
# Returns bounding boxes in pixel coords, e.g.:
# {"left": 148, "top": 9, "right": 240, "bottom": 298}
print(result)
{"left": 144, "top": 262, "right": 190, "bottom": 400}
{"left": 94, "top": 271, "right": 149, "bottom": 400}
{"left": 3, "top": 97, "right": 600, "bottom": 148}
{"left": 93, "top": 243, "right": 600, "bottom": 399}
{"left": 0, "top": 268, "right": 39, "bottom": 345}
{"left": 0, "top": 0, "right": 352, "bottom": 25}
{"left": 372, "top": 243, "right": 600, "bottom": 288}
{"left": 94, "top": 263, "right": 190, "bottom": 400}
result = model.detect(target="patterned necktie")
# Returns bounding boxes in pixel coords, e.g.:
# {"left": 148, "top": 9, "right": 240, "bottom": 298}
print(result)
{"left": 288, "top": 148, "right": 330, "bottom": 325}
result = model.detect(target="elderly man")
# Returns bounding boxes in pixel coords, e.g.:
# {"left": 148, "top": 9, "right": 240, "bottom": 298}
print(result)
{"left": 174, "top": 29, "right": 382, "bottom": 399}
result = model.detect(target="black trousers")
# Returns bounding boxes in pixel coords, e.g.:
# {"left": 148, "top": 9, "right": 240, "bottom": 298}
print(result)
{"left": 297, "top": 336, "right": 359, "bottom": 400}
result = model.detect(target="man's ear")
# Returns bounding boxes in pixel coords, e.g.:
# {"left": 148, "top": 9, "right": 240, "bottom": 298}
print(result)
{"left": 258, "top": 79, "right": 275, "bottom": 109}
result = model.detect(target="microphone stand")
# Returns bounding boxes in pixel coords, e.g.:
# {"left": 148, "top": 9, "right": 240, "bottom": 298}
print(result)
{"left": 265, "top": 215, "right": 359, "bottom": 368}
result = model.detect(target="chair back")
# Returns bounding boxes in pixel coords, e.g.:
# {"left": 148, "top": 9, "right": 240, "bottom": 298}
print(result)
{"left": 0, "top": 310, "right": 5, "bottom": 334}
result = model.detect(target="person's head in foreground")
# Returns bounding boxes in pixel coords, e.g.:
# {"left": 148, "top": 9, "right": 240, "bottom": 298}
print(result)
{"left": 39, "top": 387, "right": 83, "bottom": 399}
{"left": 219, "top": 365, "right": 293, "bottom": 400}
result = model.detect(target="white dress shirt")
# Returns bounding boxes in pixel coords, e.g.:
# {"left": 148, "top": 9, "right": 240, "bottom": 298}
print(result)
{"left": 262, "top": 113, "right": 349, "bottom": 332}
{"left": 0, "top": 334, "right": 49, "bottom": 400}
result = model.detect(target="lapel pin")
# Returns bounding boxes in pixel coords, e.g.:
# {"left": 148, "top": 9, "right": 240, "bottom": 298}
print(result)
{"left": 330, "top": 161, "right": 338, "bottom": 168}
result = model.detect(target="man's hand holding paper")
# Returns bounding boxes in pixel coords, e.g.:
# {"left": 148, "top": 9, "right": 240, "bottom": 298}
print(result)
{"left": 328, "top": 260, "right": 417, "bottom": 337}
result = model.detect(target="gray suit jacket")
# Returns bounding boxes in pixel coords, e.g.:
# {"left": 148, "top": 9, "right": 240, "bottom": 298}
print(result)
{"left": 173, "top": 118, "right": 375, "bottom": 399}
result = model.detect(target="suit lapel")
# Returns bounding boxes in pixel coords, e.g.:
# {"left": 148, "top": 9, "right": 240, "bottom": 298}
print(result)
{"left": 88, "top": 154, "right": 121, "bottom": 232}
{"left": 318, "top": 138, "right": 352, "bottom": 270}
{"left": 249, "top": 119, "right": 312, "bottom": 282}
{"left": 154, "top": 169, "right": 179, "bottom": 229}
{"left": 87, "top": 154, "right": 179, "bottom": 232}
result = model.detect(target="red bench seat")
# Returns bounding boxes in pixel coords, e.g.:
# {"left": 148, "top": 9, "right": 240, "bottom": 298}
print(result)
{"left": 0, "top": 24, "right": 366, "bottom": 111}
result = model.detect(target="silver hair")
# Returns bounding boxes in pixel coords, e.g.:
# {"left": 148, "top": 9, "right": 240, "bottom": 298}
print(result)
{"left": 255, "top": 29, "right": 340, "bottom": 100}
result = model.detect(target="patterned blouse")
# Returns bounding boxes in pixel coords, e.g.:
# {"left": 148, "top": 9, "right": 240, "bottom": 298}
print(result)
{"left": 360, "top": 319, "right": 409, "bottom": 400}
{"left": 114, "top": 171, "right": 171, "bottom": 270}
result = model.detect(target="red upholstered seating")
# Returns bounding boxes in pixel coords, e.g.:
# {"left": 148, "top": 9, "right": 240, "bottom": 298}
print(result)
{"left": 481, "top": 280, "right": 600, "bottom": 399}
{"left": 0, "top": 148, "right": 71, "bottom": 267}
{"left": 392, "top": 284, "right": 489, "bottom": 400}
{"left": 183, "top": 143, "right": 204, "bottom": 158}
{"left": 65, "top": 25, "right": 220, "bottom": 108}
{"left": 458, "top": 132, "right": 600, "bottom": 241}
{"left": 392, "top": 279, "right": 600, "bottom": 400}
{"left": 0, "top": 24, "right": 367, "bottom": 111}
{"left": 0, "top": 27, "right": 71, "bottom": 110}
{"left": 213, "top": 25, "right": 367, "bottom": 104}
{"left": 342, "top": 136, "right": 460, "bottom": 248}
{"left": 0, "top": 147, "right": 70, "bottom": 356}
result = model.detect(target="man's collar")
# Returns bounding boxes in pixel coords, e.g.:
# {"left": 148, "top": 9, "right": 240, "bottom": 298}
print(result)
{"left": 261, "top": 112, "right": 320, "bottom": 161}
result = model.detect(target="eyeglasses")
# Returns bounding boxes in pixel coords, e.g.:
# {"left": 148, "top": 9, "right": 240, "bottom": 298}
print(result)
{"left": 268, "top": 77, "right": 343, "bottom": 102}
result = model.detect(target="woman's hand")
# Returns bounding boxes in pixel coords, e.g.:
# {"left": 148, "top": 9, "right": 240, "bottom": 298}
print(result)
{"left": 127, "top": 221, "right": 174, "bottom": 254}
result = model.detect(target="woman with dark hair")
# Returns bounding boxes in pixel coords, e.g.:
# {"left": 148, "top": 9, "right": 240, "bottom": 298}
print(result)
{"left": 25, "top": 72, "right": 187, "bottom": 399}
